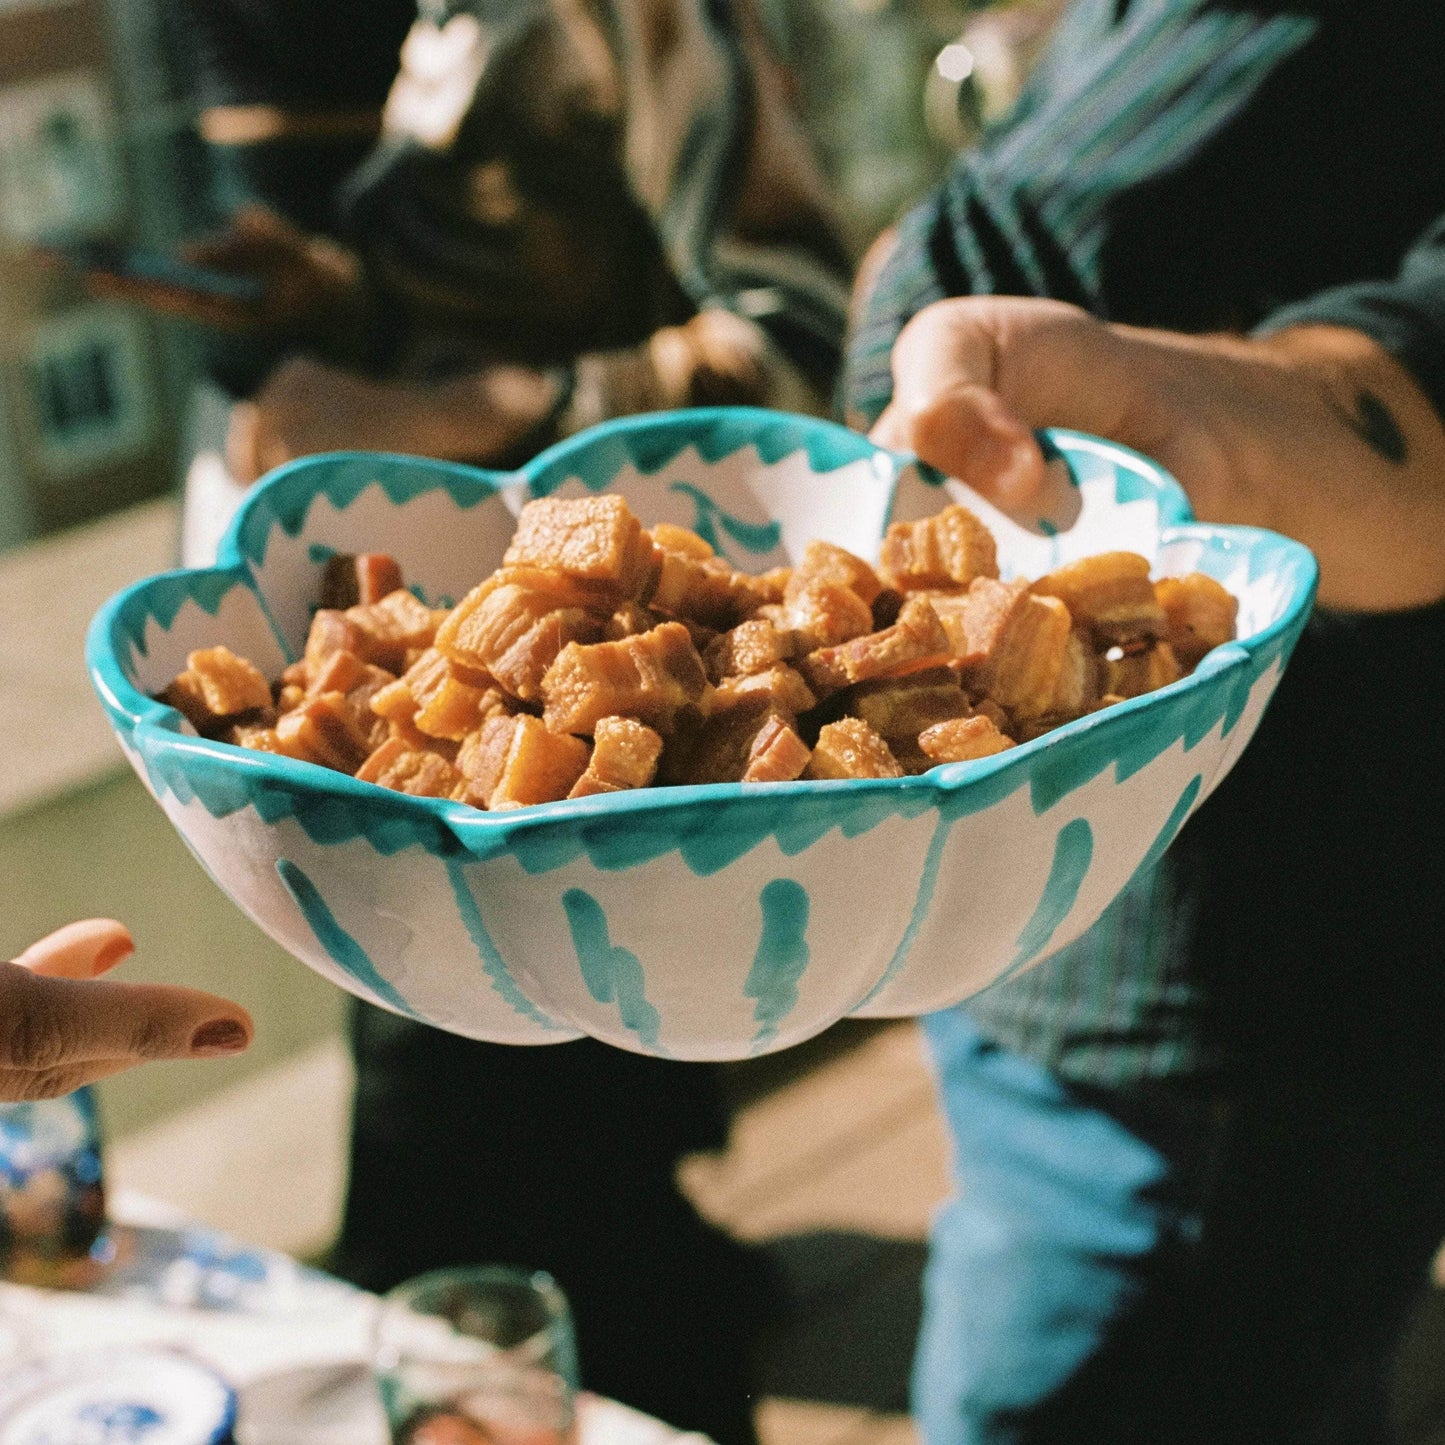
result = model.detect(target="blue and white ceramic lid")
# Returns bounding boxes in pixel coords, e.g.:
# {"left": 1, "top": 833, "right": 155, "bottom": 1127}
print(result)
{"left": 0, "top": 1349, "right": 236, "bottom": 1445}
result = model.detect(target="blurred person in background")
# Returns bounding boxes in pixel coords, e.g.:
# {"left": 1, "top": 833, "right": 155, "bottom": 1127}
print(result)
{"left": 847, "top": 1, "right": 1445, "bottom": 1441}
{"left": 89, "top": 2, "right": 853, "bottom": 1439}
{"left": 1, "top": 920, "right": 251, "bottom": 1101}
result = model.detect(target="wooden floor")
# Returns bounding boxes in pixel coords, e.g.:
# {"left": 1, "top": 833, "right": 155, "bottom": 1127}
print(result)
{"left": 686, "top": 1020, "right": 1445, "bottom": 1445}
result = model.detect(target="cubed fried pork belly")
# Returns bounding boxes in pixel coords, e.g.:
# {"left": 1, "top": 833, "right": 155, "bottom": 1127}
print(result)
{"left": 767, "top": 579, "right": 875, "bottom": 651}
{"left": 568, "top": 716, "right": 664, "bottom": 797}
{"left": 319, "top": 552, "right": 405, "bottom": 610}
{"left": 801, "top": 596, "right": 951, "bottom": 694}
{"left": 785, "top": 541, "right": 884, "bottom": 609}
{"left": 1030, "top": 552, "right": 1165, "bottom": 646}
{"left": 741, "top": 716, "right": 812, "bottom": 784}
{"left": 703, "top": 619, "right": 796, "bottom": 682}
{"left": 661, "top": 709, "right": 797, "bottom": 786}
{"left": 435, "top": 582, "right": 607, "bottom": 702}
{"left": 159, "top": 645, "right": 273, "bottom": 735}
{"left": 918, "top": 714, "right": 1015, "bottom": 764}
{"left": 710, "top": 664, "right": 816, "bottom": 719}
{"left": 879, "top": 505, "right": 999, "bottom": 592}
{"left": 1100, "top": 640, "right": 1183, "bottom": 699}
{"left": 355, "top": 736, "right": 466, "bottom": 799}
{"left": 455, "top": 714, "right": 590, "bottom": 809}
{"left": 805, "top": 717, "right": 905, "bottom": 780}
{"left": 504, "top": 495, "right": 660, "bottom": 600}
{"left": 650, "top": 551, "right": 761, "bottom": 630}
{"left": 1154, "top": 574, "right": 1238, "bottom": 669}
{"left": 275, "top": 692, "right": 375, "bottom": 772}
{"left": 542, "top": 622, "right": 709, "bottom": 736}
{"left": 844, "top": 669, "right": 973, "bottom": 768}
{"left": 344, "top": 589, "right": 445, "bottom": 672}
{"left": 976, "top": 593, "right": 1075, "bottom": 720}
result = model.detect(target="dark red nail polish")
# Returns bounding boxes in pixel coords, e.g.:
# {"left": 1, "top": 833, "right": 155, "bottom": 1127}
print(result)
{"left": 190, "top": 1020, "right": 250, "bottom": 1055}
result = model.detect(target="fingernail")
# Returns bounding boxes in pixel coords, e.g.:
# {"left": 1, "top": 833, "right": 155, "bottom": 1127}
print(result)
{"left": 92, "top": 936, "right": 134, "bottom": 974}
{"left": 190, "top": 1020, "right": 250, "bottom": 1056}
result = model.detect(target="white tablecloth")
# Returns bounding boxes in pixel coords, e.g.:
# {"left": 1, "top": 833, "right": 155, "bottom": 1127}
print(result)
{"left": 0, "top": 1193, "right": 712, "bottom": 1445}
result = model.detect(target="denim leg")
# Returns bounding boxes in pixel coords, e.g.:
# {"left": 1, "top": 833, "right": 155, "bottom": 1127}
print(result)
{"left": 913, "top": 1008, "right": 1219, "bottom": 1445}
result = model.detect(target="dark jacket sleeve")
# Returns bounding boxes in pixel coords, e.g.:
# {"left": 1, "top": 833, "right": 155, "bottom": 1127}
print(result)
{"left": 1257, "top": 215, "right": 1445, "bottom": 425}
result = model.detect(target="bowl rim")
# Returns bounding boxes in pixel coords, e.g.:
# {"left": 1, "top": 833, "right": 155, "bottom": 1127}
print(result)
{"left": 86, "top": 409, "right": 1318, "bottom": 852}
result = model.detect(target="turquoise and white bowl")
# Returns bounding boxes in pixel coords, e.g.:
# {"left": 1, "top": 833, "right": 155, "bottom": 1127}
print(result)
{"left": 87, "top": 410, "right": 1316, "bottom": 1060}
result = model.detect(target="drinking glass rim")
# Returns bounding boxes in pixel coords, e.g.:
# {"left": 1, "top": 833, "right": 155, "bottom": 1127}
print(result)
{"left": 380, "top": 1264, "right": 571, "bottom": 1368}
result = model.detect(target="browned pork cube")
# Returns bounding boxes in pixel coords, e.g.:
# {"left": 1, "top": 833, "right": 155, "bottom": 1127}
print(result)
{"left": 1100, "top": 640, "right": 1183, "bottom": 699}
{"left": 649, "top": 522, "right": 714, "bottom": 560}
{"left": 457, "top": 715, "right": 590, "bottom": 810}
{"left": 1030, "top": 552, "right": 1165, "bottom": 646}
{"left": 977, "top": 593, "right": 1074, "bottom": 719}
{"left": 775, "top": 580, "right": 875, "bottom": 650}
{"left": 847, "top": 670, "right": 973, "bottom": 766}
{"left": 806, "top": 718, "right": 905, "bottom": 780}
{"left": 320, "top": 552, "right": 405, "bottom": 609}
{"left": 1052, "top": 631, "right": 1102, "bottom": 718}
{"left": 703, "top": 619, "right": 796, "bottom": 681}
{"left": 742, "top": 717, "right": 812, "bottom": 784}
{"left": 345, "top": 589, "right": 445, "bottom": 672}
{"left": 542, "top": 622, "right": 708, "bottom": 736}
{"left": 303, "top": 610, "right": 369, "bottom": 682}
{"left": 504, "top": 495, "right": 659, "bottom": 599}
{"left": 880, "top": 505, "right": 999, "bottom": 592}
{"left": 568, "top": 716, "right": 664, "bottom": 797}
{"left": 650, "top": 551, "right": 756, "bottom": 630}
{"left": 710, "top": 664, "right": 816, "bottom": 719}
{"left": 355, "top": 736, "right": 465, "bottom": 799}
{"left": 785, "top": 541, "right": 884, "bottom": 608}
{"left": 435, "top": 582, "right": 606, "bottom": 702}
{"left": 161, "top": 645, "right": 273, "bottom": 732}
{"left": 662, "top": 710, "right": 790, "bottom": 786}
{"left": 801, "top": 596, "right": 951, "bottom": 693}
{"left": 1154, "top": 573, "right": 1238, "bottom": 669}
{"left": 918, "top": 714, "right": 1015, "bottom": 765}
{"left": 275, "top": 693, "right": 374, "bottom": 772}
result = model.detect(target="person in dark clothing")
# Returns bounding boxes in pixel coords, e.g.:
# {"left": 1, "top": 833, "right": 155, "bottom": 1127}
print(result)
{"left": 848, "top": 3, "right": 1445, "bottom": 1441}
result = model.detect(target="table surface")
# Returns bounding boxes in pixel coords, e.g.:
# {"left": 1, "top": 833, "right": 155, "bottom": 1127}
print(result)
{"left": 0, "top": 1192, "right": 712, "bottom": 1445}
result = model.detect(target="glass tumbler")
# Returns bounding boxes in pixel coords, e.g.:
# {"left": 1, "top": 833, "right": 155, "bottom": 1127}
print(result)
{"left": 374, "top": 1266, "right": 579, "bottom": 1445}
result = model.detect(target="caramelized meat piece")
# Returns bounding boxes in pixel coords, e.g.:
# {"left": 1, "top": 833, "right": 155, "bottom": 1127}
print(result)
{"left": 228, "top": 723, "right": 287, "bottom": 754}
{"left": 918, "top": 714, "right": 1015, "bottom": 765}
{"left": 460, "top": 714, "right": 590, "bottom": 810}
{"left": 606, "top": 601, "right": 661, "bottom": 640}
{"left": 703, "top": 619, "right": 796, "bottom": 682}
{"left": 880, "top": 504, "right": 999, "bottom": 592}
{"left": 742, "top": 717, "right": 812, "bottom": 783}
{"left": 649, "top": 522, "right": 714, "bottom": 560}
{"left": 976, "top": 593, "right": 1074, "bottom": 720}
{"left": 542, "top": 622, "right": 709, "bottom": 736}
{"left": 435, "top": 582, "right": 606, "bottom": 702}
{"left": 158, "top": 647, "right": 272, "bottom": 736}
{"left": 801, "top": 596, "right": 951, "bottom": 693}
{"left": 711, "top": 664, "right": 816, "bottom": 719}
{"left": 415, "top": 676, "right": 510, "bottom": 741}
{"left": 345, "top": 589, "right": 445, "bottom": 672}
{"left": 1155, "top": 573, "right": 1239, "bottom": 669}
{"left": 847, "top": 670, "right": 972, "bottom": 766}
{"left": 1031, "top": 552, "right": 1165, "bottom": 646}
{"left": 275, "top": 693, "right": 374, "bottom": 772}
{"left": 806, "top": 717, "right": 905, "bottom": 780}
{"left": 369, "top": 648, "right": 449, "bottom": 723}
{"left": 355, "top": 736, "right": 465, "bottom": 799}
{"left": 307, "top": 648, "right": 368, "bottom": 698}
{"left": 785, "top": 540, "right": 883, "bottom": 608}
{"left": 303, "top": 610, "right": 370, "bottom": 681}
{"left": 650, "top": 551, "right": 756, "bottom": 630}
{"left": 505, "top": 495, "right": 659, "bottom": 600}
{"left": 663, "top": 710, "right": 789, "bottom": 786}
{"left": 776, "top": 580, "right": 875, "bottom": 650}
{"left": 568, "top": 716, "right": 664, "bottom": 797}
{"left": 320, "top": 552, "right": 405, "bottom": 609}
{"left": 1051, "top": 630, "right": 1101, "bottom": 718}
{"left": 1101, "top": 641, "right": 1183, "bottom": 699}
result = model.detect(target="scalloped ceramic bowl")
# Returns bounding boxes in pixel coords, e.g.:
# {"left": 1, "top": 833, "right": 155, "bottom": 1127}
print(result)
{"left": 88, "top": 410, "right": 1316, "bottom": 1060}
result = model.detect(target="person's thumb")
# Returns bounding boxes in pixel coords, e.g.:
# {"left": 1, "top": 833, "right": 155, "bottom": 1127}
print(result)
{"left": 14, "top": 920, "right": 134, "bottom": 979}
{"left": 871, "top": 297, "right": 1137, "bottom": 509}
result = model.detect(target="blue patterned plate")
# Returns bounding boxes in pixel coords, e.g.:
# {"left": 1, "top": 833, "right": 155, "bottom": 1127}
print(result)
{"left": 87, "top": 410, "right": 1316, "bottom": 1060}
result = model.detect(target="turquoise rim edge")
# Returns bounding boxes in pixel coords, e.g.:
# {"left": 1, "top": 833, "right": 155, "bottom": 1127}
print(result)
{"left": 85, "top": 410, "right": 1319, "bottom": 870}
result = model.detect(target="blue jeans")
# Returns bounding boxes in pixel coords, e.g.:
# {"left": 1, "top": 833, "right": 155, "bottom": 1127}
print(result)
{"left": 915, "top": 1009, "right": 1445, "bottom": 1445}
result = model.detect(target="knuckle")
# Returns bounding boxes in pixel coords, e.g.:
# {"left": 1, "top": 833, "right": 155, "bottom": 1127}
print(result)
{"left": 14, "top": 1064, "right": 91, "bottom": 1102}
{"left": 0, "top": 985, "right": 73, "bottom": 1074}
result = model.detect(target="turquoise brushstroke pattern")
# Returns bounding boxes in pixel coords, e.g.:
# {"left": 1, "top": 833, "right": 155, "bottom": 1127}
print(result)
{"left": 275, "top": 858, "right": 413, "bottom": 1014}
{"left": 857, "top": 810, "right": 952, "bottom": 1007}
{"left": 561, "top": 889, "right": 664, "bottom": 1052}
{"left": 744, "top": 879, "right": 811, "bottom": 1048}
{"left": 668, "top": 481, "right": 782, "bottom": 555}
{"left": 444, "top": 861, "right": 570, "bottom": 1032}
{"left": 997, "top": 817, "right": 1096, "bottom": 983}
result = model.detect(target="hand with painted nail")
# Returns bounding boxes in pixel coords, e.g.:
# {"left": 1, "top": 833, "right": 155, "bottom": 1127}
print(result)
{"left": 869, "top": 297, "right": 1445, "bottom": 613}
{"left": 0, "top": 920, "right": 253, "bottom": 1102}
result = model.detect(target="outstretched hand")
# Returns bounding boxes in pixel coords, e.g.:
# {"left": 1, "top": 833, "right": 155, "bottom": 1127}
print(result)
{"left": 1, "top": 921, "right": 252, "bottom": 1102}
{"left": 869, "top": 297, "right": 1445, "bottom": 612}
